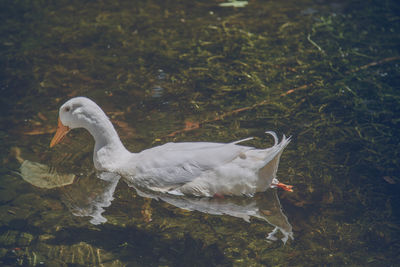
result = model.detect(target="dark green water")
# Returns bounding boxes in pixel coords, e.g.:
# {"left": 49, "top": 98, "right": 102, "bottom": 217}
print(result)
{"left": 1, "top": 0, "right": 399, "bottom": 265}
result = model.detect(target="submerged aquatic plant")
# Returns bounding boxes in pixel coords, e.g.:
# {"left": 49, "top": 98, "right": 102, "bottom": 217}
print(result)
{"left": 0, "top": 0, "right": 399, "bottom": 265}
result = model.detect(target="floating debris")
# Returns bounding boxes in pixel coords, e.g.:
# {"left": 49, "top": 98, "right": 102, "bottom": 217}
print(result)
{"left": 219, "top": 1, "right": 248, "bottom": 8}
{"left": 10, "top": 147, "right": 75, "bottom": 189}
{"left": 19, "top": 160, "right": 75, "bottom": 189}
{"left": 383, "top": 176, "right": 396, "bottom": 184}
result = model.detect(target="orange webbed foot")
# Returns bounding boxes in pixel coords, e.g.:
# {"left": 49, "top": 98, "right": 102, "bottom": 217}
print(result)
{"left": 276, "top": 182, "right": 294, "bottom": 192}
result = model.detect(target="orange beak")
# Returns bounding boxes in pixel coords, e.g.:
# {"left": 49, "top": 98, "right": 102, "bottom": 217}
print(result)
{"left": 50, "top": 118, "right": 70, "bottom": 148}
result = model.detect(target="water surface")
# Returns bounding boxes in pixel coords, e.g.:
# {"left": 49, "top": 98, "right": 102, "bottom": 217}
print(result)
{"left": 0, "top": 0, "right": 399, "bottom": 265}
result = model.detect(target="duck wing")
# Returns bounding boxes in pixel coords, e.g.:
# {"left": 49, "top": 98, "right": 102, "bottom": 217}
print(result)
{"left": 132, "top": 141, "right": 253, "bottom": 190}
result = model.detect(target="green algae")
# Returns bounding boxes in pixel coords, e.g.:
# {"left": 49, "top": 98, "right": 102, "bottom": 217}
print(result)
{"left": 0, "top": 0, "right": 400, "bottom": 265}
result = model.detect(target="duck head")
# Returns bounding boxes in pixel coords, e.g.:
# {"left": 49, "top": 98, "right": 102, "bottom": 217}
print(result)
{"left": 50, "top": 97, "right": 113, "bottom": 147}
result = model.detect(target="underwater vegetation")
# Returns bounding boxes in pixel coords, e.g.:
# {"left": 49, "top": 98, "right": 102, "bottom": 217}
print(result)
{"left": 0, "top": 0, "right": 399, "bottom": 265}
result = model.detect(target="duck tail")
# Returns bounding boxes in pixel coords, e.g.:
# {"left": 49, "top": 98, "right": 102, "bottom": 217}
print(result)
{"left": 264, "top": 131, "right": 291, "bottom": 148}
{"left": 255, "top": 131, "right": 291, "bottom": 191}
{"left": 264, "top": 131, "right": 279, "bottom": 146}
{"left": 231, "top": 136, "right": 254, "bottom": 145}
{"left": 233, "top": 131, "right": 291, "bottom": 147}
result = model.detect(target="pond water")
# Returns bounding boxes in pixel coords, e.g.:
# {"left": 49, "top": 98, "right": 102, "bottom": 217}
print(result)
{"left": 1, "top": 0, "right": 399, "bottom": 266}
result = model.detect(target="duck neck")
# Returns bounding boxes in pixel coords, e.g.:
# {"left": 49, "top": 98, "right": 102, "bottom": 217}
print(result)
{"left": 87, "top": 116, "right": 131, "bottom": 172}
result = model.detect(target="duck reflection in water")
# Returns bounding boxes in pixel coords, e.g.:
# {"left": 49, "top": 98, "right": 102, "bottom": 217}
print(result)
{"left": 18, "top": 160, "right": 293, "bottom": 244}
{"left": 60, "top": 171, "right": 293, "bottom": 243}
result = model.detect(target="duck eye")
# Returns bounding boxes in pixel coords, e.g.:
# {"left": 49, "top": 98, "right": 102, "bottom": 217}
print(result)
{"left": 65, "top": 106, "right": 71, "bottom": 112}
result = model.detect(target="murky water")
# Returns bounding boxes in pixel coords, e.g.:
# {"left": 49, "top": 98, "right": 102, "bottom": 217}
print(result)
{"left": 1, "top": 0, "right": 399, "bottom": 265}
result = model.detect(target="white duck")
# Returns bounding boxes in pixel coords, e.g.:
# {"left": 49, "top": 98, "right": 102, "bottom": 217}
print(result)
{"left": 50, "top": 97, "right": 292, "bottom": 197}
